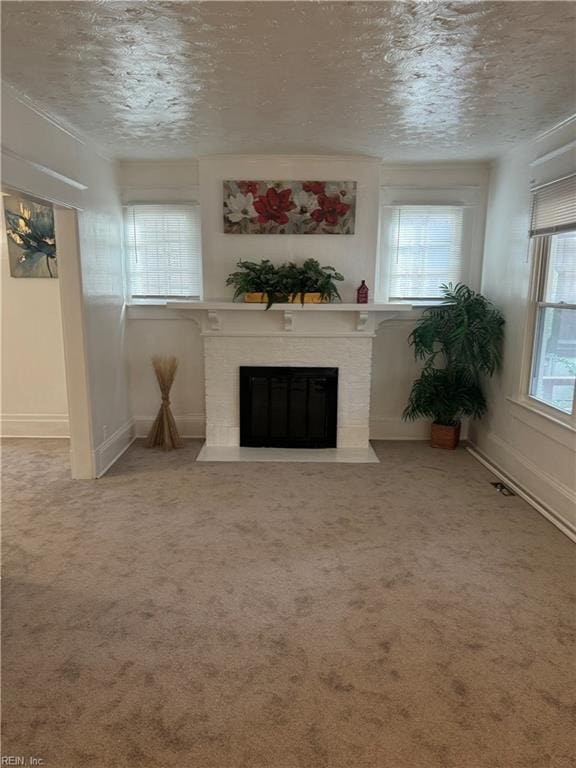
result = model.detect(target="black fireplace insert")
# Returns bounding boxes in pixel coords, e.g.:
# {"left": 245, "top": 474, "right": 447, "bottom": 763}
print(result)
{"left": 240, "top": 366, "right": 338, "bottom": 448}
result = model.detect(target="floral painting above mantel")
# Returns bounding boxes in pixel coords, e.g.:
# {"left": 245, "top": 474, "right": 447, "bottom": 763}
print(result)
{"left": 223, "top": 180, "right": 356, "bottom": 234}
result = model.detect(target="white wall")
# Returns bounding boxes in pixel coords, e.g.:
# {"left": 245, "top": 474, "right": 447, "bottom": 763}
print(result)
{"left": 120, "top": 157, "right": 489, "bottom": 440}
{"left": 468, "top": 121, "right": 576, "bottom": 538}
{"left": 118, "top": 159, "right": 200, "bottom": 204}
{"left": 373, "top": 163, "right": 489, "bottom": 439}
{"left": 1, "top": 86, "right": 132, "bottom": 476}
{"left": 118, "top": 160, "right": 206, "bottom": 438}
{"left": 126, "top": 311, "right": 206, "bottom": 439}
{"left": 199, "top": 155, "right": 381, "bottom": 302}
{"left": 77, "top": 157, "right": 132, "bottom": 475}
{"left": 0, "top": 212, "right": 68, "bottom": 436}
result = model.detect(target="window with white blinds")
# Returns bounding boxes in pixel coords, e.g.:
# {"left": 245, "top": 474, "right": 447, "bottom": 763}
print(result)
{"left": 386, "top": 205, "right": 465, "bottom": 300}
{"left": 528, "top": 173, "right": 576, "bottom": 418}
{"left": 124, "top": 204, "right": 202, "bottom": 300}
{"left": 530, "top": 173, "right": 576, "bottom": 236}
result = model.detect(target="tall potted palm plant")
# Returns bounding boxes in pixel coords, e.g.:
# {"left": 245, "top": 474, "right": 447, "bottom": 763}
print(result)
{"left": 403, "top": 283, "right": 505, "bottom": 449}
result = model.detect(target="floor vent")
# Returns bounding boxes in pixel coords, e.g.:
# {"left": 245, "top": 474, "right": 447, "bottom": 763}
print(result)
{"left": 491, "top": 481, "right": 516, "bottom": 496}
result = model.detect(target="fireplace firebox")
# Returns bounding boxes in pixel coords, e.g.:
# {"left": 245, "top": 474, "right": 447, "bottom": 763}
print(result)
{"left": 240, "top": 366, "right": 338, "bottom": 448}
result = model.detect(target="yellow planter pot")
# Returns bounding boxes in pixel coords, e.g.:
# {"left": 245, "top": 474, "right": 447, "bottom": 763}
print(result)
{"left": 290, "top": 293, "right": 328, "bottom": 304}
{"left": 243, "top": 292, "right": 327, "bottom": 304}
{"left": 243, "top": 292, "right": 268, "bottom": 303}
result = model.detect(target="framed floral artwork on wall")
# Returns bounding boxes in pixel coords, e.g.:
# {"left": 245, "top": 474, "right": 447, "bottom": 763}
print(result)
{"left": 223, "top": 180, "right": 356, "bottom": 234}
{"left": 3, "top": 194, "right": 58, "bottom": 277}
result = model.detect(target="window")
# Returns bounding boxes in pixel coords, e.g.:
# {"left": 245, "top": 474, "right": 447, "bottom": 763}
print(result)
{"left": 379, "top": 205, "right": 466, "bottom": 301}
{"left": 124, "top": 204, "right": 202, "bottom": 300}
{"left": 528, "top": 174, "right": 576, "bottom": 416}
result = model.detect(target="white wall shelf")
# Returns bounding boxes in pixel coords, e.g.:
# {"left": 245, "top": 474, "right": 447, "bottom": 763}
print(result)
{"left": 127, "top": 301, "right": 412, "bottom": 336}
{"left": 127, "top": 300, "right": 413, "bottom": 334}
{"left": 161, "top": 301, "right": 413, "bottom": 312}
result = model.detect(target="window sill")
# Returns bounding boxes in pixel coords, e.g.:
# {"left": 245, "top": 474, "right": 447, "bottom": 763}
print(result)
{"left": 126, "top": 298, "right": 203, "bottom": 307}
{"left": 127, "top": 299, "right": 168, "bottom": 306}
{"left": 506, "top": 396, "right": 576, "bottom": 449}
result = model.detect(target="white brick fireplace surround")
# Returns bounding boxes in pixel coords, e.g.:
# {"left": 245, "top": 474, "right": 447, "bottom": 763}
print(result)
{"left": 205, "top": 335, "right": 372, "bottom": 448}
{"left": 154, "top": 302, "right": 411, "bottom": 461}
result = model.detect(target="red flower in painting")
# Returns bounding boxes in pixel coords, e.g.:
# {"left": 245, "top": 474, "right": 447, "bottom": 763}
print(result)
{"left": 303, "top": 181, "right": 325, "bottom": 196}
{"left": 238, "top": 181, "right": 260, "bottom": 196}
{"left": 253, "top": 187, "right": 295, "bottom": 225}
{"left": 311, "top": 194, "right": 351, "bottom": 227}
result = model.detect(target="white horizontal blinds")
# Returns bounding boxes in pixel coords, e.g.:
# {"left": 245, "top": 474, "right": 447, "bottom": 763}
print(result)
{"left": 125, "top": 204, "right": 202, "bottom": 299}
{"left": 531, "top": 174, "right": 576, "bottom": 236}
{"left": 388, "top": 205, "right": 464, "bottom": 300}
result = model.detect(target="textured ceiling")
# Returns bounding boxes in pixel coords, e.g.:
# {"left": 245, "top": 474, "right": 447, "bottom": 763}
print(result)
{"left": 1, "top": 1, "right": 575, "bottom": 161}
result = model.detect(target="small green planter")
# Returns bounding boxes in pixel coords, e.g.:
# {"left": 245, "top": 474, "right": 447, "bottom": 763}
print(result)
{"left": 226, "top": 258, "right": 344, "bottom": 308}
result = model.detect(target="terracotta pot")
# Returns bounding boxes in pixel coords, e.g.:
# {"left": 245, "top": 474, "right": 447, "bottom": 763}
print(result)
{"left": 430, "top": 422, "right": 461, "bottom": 450}
{"left": 243, "top": 292, "right": 327, "bottom": 304}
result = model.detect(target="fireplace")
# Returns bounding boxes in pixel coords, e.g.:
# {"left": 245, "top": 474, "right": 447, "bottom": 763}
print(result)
{"left": 193, "top": 304, "right": 397, "bottom": 461}
{"left": 240, "top": 366, "right": 338, "bottom": 448}
{"left": 201, "top": 316, "right": 380, "bottom": 452}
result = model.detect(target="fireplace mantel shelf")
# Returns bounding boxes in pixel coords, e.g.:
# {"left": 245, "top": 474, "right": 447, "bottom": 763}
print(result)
{"left": 164, "top": 301, "right": 412, "bottom": 312}
{"left": 126, "top": 301, "right": 413, "bottom": 334}
{"left": 170, "top": 301, "right": 411, "bottom": 332}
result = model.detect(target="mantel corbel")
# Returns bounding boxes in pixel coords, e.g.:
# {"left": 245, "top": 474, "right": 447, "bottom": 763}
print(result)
{"left": 207, "top": 310, "right": 221, "bottom": 332}
{"left": 283, "top": 310, "right": 295, "bottom": 332}
{"left": 126, "top": 303, "right": 415, "bottom": 336}
{"left": 356, "top": 310, "right": 369, "bottom": 332}
{"left": 374, "top": 312, "right": 403, "bottom": 330}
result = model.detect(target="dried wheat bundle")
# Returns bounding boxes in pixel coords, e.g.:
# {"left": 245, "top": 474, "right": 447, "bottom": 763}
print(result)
{"left": 145, "top": 355, "right": 184, "bottom": 450}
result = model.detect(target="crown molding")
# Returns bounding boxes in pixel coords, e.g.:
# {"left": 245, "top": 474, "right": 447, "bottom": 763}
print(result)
{"left": 534, "top": 113, "right": 576, "bottom": 142}
{"left": 117, "top": 158, "right": 200, "bottom": 168}
{"left": 2, "top": 80, "right": 85, "bottom": 145}
{"left": 2, "top": 146, "right": 87, "bottom": 190}
{"left": 530, "top": 140, "right": 576, "bottom": 168}
{"left": 2, "top": 79, "right": 114, "bottom": 162}
{"left": 380, "top": 161, "right": 490, "bottom": 172}
{"left": 198, "top": 153, "right": 382, "bottom": 164}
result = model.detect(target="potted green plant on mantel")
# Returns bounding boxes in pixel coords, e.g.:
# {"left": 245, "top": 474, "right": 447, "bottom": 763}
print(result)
{"left": 403, "top": 283, "right": 505, "bottom": 449}
{"left": 225, "top": 258, "right": 344, "bottom": 309}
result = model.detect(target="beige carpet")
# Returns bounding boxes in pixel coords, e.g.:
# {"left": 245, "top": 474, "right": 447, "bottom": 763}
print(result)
{"left": 2, "top": 439, "right": 575, "bottom": 768}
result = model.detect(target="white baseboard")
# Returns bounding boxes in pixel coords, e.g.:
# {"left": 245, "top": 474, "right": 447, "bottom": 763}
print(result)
{"left": 136, "top": 415, "right": 429, "bottom": 441}
{"left": 0, "top": 413, "right": 69, "bottom": 438}
{"left": 369, "top": 416, "right": 429, "bottom": 440}
{"left": 370, "top": 416, "right": 467, "bottom": 441}
{"left": 467, "top": 433, "right": 576, "bottom": 543}
{"left": 93, "top": 420, "right": 135, "bottom": 477}
{"left": 135, "top": 415, "right": 472, "bottom": 443}
{"left": 136, "top": 416, "right": 449, "bottom": 442}
{"left": 134, "top": 414, "right": 206, "bottom": 439}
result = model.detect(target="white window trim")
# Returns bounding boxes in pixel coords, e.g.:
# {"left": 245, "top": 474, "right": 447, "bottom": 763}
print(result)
{"left": 517, "top": 235, "right": 576, "bottom": 428}
{"left": 376, "top": 186, "right": 483, "bottom": 303}
{"left": 123, "top": 201, "right": 203, "bottom": 305}
{"left": 508, "top": 395, "right": 576, "bottom": 436}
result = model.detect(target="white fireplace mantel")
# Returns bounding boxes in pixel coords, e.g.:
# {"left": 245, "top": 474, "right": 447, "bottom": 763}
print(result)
{"left": 166, "top": 301, "right": 411, "bottom": 311}
{"left": 126, "top": 300, "right": 415, "bottom": 460}
{"left": 127, "top": 300, "right": 413, "bottom": 336}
